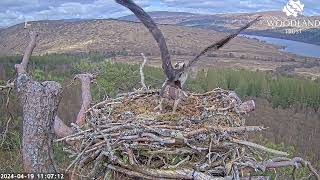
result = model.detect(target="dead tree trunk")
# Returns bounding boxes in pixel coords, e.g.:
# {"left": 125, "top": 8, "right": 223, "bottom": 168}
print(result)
{"left": 17, "top": 77, "right": 61, "bottom": 172}
{"left": 75, "top": 74, "right": 93, "bottom": 127}
{"left": 54, "top": 73, "right": 94, "bottom": 139}
{"left": 15, "top": 32, "right": 61, "bottom": 173}
{"left": 14, "top": 32, "right": 95, "bottom": 172}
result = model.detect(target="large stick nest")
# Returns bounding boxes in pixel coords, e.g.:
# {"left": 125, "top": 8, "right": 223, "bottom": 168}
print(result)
{"left": 58, "top": 88, "right": 310, "bottom": 179}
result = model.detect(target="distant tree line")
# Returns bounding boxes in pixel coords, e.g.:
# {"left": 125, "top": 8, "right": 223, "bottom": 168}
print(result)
{"left": 186, "top": 69, "right": 320, "bottom": 110}
{"left": 0, "top": 53, "right": 319, "bottom": 111}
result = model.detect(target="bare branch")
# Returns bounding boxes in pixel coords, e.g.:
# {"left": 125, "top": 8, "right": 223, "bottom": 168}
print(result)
{"left": 53, "top": 74, "right": 94, "bottom": 138}
{"left": 140, "top": 53, "right": 148, "bottom": 90}
{"left": 231, "top": 139, "right": 289, "bottom": 156}
{"left": 184, "top": 126, "right": 265, "bottom": 138}
{"left": 133, "top": 166, "right": 232, "bottom": 180}
{"left": 260, "top": 157, "right": 320, "bottom": 180}
{"left": 0, "top": 87, "right": 13, "bottom": 146}
{"left": 75, "top": 74, "right": 94, "bottom": 126}
{"left": 106, "top": 164, "right": 155, "bottom": 179}
{"left": 15, "top": 32, "right": 38, "bottom": 74}
{"left": 0, "top": 81, "right": 14, "bottom": 91}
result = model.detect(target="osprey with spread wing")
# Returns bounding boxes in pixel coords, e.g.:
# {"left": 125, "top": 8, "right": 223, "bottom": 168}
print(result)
{"left": 115, "top": 0, "right": 261, "bottom": 112}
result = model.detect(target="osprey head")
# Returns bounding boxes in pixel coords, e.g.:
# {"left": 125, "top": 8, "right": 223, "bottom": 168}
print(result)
{"left": 173, "top": 62, "right": 188, "bottom": 89}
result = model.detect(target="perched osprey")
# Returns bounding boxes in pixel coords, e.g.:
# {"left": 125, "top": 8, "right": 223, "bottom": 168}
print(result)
{"left": 115, "top": 0, "right": 261, "bottom": 112}
{"left": 154, "top": 62, "right": 188, "bottom": 112}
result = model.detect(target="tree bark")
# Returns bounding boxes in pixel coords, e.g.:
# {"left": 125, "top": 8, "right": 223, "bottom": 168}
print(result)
{"left": 15, "top": 32, "right": 95, "bottom": 172}
{"left": 15, "top": 32, "right": 62, "bottom": 173}
{"left": 16, "top": 76, "right": 61, "bottom": 172}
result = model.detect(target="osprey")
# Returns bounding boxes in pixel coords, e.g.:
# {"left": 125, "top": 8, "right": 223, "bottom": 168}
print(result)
{"left": 115, "top": 0, "right": 261, "bottom": 112}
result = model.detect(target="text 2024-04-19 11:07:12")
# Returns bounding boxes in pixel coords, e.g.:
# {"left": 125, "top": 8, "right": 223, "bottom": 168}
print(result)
{"left": 0, "top": 173, "right": 64, "bottom": 179}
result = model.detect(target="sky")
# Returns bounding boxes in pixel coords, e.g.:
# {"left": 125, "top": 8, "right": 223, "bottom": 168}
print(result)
{"left": 0, "top": 0, "right": 319, "bottom": 28}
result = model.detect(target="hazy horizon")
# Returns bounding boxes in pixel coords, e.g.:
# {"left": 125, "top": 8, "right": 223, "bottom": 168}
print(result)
{"left": 1, "top": 0, "right": 319, "bottom": 28}
{"left": 2, "top": 10, "right": 320, "bottom": 29}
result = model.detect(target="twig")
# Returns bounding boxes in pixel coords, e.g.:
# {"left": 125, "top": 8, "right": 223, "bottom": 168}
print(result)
{"left": 185, "top": 126, "right": 265, "bottom": 137}
{"left": 134, "top": 166, "right": 232, "bottom": 180}
{"left": 231, "top": 139, "right": 289, "bottom": 156}
{"left": 262, "top": 157, "right": 320, "bottom": 180}
{"left": 59, "top": 87, "right": 319, "bottom": 179}
{"left": 140, "top": 53, "right": 148, "bottom": 90}
{"left": 166, "top": 155, "right": 190, "bottom": 169}
{"left": 66, "top": 139, "right": 93, "bottom": 171}
{"left": 0, "top": 81, "right": 14, "bottom": 91}
{"left": 106, "top": 164, "right": 154, "bottom": 179}
{"left": 0, "top": 87, "right": 13, "bottom": 146}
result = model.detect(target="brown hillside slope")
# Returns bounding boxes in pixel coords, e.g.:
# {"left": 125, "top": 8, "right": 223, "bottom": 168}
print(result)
{"left": 0, "top": 19, "right": 296, "bottom": 59}
{"left": 1, "top": 19, "right": 319, "bottom": 78}
{"left": 120, "top": 11, "right": 320, "bottom": 45}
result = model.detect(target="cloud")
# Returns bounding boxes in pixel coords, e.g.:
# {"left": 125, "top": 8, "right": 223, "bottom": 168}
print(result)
{"left": 0, "top": 0, "right": 152, "bottom": 27}
{"left": 160, "top": 0, "right": 319, "bottom": 14}
{"left": 0, "top": 0, "right": 319, "bottom": 28}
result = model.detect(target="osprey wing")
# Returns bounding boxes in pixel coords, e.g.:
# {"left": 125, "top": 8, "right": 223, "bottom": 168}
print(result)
{"left": 184, "top": 16, "right": 262, "bottom": 71}
{"left": 115, "top": 0, "right": 175, "bottom": 81}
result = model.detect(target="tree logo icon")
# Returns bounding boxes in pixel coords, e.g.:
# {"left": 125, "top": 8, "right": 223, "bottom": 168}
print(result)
{"left": 282, "top": 0, "right": 304, "bottom": 17}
